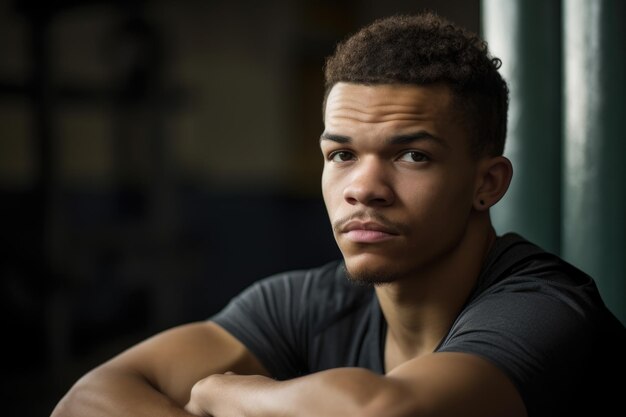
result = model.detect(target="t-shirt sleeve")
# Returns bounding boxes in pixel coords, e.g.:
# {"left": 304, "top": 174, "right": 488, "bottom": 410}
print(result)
{"left": 437, "top": 277, "right": 597, "bottom": 417}
{"left": 210, "top": 271, "right": 310, "bottom": 380}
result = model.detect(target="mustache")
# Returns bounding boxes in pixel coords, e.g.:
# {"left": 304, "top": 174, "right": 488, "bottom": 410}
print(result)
{"left": 332, "top": 210, "right": 409, "bottom": 235}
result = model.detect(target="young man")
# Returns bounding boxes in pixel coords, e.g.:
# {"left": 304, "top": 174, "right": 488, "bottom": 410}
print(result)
{"left": 51, "top": 12, "right": 624, "bottom": 417}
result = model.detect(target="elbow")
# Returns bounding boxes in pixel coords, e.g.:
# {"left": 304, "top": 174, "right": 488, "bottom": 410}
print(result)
{"left": 49, "top": 366, "right": 113, "bottom": 417}
{"left": 50, "top": 378, "right": 85, "bottom": 417}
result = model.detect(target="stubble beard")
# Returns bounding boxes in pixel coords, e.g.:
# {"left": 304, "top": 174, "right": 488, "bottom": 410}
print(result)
{"left": 342, "top": 262, "right": 397, "bottom": 287}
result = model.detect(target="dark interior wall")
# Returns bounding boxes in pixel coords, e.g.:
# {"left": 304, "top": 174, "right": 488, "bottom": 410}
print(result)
{"left": 0, "top": 1, "right": 479, "bottom": 415}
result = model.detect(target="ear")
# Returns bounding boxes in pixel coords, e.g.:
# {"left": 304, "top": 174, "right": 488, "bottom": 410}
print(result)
{"left": 473, "top": 156, "right": 513, "bottom": 211}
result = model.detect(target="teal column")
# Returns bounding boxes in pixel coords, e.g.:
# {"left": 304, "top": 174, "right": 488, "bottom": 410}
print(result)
{"left": 563, "top": 0, "right": 626, "bottom": 324}
{"left": 481, "top": 0, "right": 562, "bottom": 254}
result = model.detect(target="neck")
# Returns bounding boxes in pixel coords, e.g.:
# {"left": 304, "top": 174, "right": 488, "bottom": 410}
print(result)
{"left": 377, "top": 216, "right": 496, "bottom": 370}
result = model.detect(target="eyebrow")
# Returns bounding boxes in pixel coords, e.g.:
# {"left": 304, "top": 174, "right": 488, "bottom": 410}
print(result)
{"left": 319, "top": 131, "right": 448, "bottom": 148}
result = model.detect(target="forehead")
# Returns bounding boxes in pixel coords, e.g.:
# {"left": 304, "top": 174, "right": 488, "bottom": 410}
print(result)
{"left": 323, "top": 83, "right": 469, "bottom": 152}
{"left": 324, "top": 82, "right": 456, "bottom": 125}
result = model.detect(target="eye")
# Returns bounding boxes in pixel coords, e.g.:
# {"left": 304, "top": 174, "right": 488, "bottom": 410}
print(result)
{"left": 398, "top": 151, "right": 429, "bottom": 163}
{"left": 329, "top": 151, "right": 356, "bottom": 162}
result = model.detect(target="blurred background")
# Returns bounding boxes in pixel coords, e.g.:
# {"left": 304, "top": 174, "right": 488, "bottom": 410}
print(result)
{"left": 0, "top": 0, "right": 623, "bottom": 416}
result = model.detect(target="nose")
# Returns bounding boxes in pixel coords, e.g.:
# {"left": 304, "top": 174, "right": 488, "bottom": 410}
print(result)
{"left": 343, "top": 158, "right": 395, "bottom": 207}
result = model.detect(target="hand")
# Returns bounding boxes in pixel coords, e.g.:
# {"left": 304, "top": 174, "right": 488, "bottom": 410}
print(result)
{"left": 185, "top": 372, "right": 235, "bottom": 416}
{"left": 184, "top": 371, "right": 275, "bottom": 417}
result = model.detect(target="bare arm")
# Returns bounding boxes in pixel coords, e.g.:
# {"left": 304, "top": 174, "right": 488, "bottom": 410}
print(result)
{"left": 185, "top": 352, "right": 527, "bottom": 417}
{"left": 51, "top": 321, "right": 269, "bottom": 417}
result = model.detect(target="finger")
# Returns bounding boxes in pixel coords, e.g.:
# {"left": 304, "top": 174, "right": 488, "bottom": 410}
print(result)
{"left": 185, "top": 402, "right": 214, "bottom": 417}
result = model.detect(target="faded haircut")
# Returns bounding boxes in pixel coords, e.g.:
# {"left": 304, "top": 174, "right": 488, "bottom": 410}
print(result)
{"left": 323, "top": 12, "right": 509, "bottom": 157}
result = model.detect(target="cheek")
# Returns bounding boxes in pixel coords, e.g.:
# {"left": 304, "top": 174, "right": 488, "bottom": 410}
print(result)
{"left": 321, "top": 169, "right": 339, "bottom": 213}
{"left": 437, "top": 177, "right": 476, "bottom": 221}
{"left": 401, "top": 173, "right": 474, "bottom": 217}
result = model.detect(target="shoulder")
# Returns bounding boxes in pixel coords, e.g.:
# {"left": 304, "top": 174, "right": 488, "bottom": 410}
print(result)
{"left": 441, "top": 233, "right": 625, "bottom": 416}
{"left": 251, "top": 259, "right": 354, "bottom": 300}
{"left": 214, "top": 258, "right": 373, "bottom": 327}
{"left": 210, "top": 259, "right": 376, "bottom": 378}
{"left": 252, "top": 259, "right": 374, "bottom": 320}
{"left": 474, "top": 233, "right": 603, "bottom": 308}
{"left": 458, "top": 233, "right": 618, "bottom": 345}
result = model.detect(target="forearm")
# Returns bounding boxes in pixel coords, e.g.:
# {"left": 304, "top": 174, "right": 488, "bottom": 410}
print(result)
{"left": 51, "top": 365, "right": 196, "bottom": 417}
{"left": 186, "top": 368, "right": 409, "bottom": 417}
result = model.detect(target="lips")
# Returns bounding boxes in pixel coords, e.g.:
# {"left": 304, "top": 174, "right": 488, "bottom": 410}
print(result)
{"left": 340, "top": 220, "right": 399, "bottom": 243}
{"left": 342, "top": 220, "right": 398, "bottom": 234}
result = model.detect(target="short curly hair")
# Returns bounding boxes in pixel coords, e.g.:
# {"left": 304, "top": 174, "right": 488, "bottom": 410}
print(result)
{"left": 323, "top": 12, "right": 509, "bottom": 157}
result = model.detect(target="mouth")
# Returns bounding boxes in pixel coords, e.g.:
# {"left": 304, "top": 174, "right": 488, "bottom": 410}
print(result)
{"left": 340, "top": 220, "right": 400, "bottom": 243}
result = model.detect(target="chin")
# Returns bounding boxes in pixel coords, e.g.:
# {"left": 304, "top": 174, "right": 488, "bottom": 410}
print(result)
{"left": 343, "top": 253, "right": 402, "bottom": 286}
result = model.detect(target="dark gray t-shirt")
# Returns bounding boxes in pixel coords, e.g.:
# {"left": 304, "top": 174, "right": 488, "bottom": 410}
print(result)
{"left": 212, "top": 233, "right": 625, "bottom": 416}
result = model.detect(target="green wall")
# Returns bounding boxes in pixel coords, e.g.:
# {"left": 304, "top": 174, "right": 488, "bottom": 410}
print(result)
{"left": 482, "top": 0, "right": 626, "bottom": 324}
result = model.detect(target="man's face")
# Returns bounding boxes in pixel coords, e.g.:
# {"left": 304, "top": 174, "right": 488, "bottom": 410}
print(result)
{"left": 321, "top": 82, "right": 481, "bottom": 284}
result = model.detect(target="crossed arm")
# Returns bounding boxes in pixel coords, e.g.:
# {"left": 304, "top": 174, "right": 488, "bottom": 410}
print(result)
{"left": 51, "top": 321, "right": 527, "bottom": 417}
